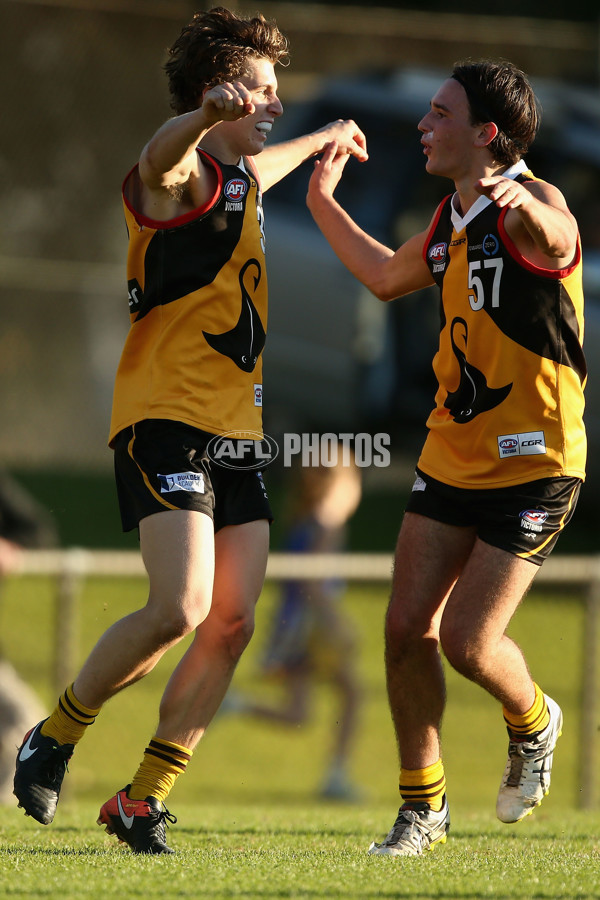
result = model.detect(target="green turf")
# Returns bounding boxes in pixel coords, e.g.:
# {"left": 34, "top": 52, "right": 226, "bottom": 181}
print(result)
{"left": 0, "top": 575, "right": 597, "bottom": 896}
{"left": 1, "top": 805, "right": 600, "bottom": 899}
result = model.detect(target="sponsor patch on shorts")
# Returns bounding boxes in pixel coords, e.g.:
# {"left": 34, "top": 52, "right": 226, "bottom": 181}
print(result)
{"left": 158, "top": 472, "right": 205, "bottom": 494}
{"left": 498, "top": 431, "right": 546, "bottom": 459}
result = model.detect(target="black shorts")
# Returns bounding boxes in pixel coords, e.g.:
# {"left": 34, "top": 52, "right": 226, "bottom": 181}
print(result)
{"left": 405, "top": 467, "right": 582, "bottom": 566}
{"left": 113, "top": 419, "right": 273, "bottom": 533}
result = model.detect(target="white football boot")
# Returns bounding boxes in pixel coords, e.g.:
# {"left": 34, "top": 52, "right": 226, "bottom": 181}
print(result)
{"left": 368, "top": 796, "right": 450, "bottom": 857}
{"left": 496, "top": 694, "right": 563, "bottom": 824}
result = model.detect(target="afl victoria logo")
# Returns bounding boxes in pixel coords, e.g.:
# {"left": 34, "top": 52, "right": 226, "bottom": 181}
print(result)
{"left": 520, "top": 509, "right": 548, "bottom": 525}
{"left": 428, "top": 242, "right": 447, "bottom": 262}
{"left": 225, "top": 179, "right": 248, "bottom": 201}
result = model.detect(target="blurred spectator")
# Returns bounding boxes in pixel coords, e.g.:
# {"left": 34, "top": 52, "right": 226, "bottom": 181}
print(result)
{"left": 0, "top": 471, "right": 57, "bottom": 802}
{"left": 228, "top": 452, "right": 364, "bottom": 801}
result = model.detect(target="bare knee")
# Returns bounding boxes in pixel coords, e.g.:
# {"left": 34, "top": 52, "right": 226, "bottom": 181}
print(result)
{"left": 215, "top": 611, "right": 256, "bottom": 662}
{"left": 146, "top": 592, "right": 211, "bottom": 646}
{"left": 439, "top": 618, "right": 483, "bottom": 680}
{"left": 385, "top": 599, "right": 437, "bottom": 662}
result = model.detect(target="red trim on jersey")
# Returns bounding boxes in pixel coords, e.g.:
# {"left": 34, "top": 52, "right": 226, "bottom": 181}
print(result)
{"left": 121, "top": 148, "right": 224, "bottom": 230}
{"left": 423, "top": 195, "right": 452, "bottom": 263}
{"left": 244, "top": 154, "right": 262, "bottom": 191}
{"left": 498, "top": 206, "right": 581, "bottom": 278}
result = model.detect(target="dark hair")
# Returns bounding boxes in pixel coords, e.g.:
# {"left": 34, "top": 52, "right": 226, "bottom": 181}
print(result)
{"left": 451, "top": 60, "right": 540, "bottom": 166}
{"left": 165, "top": 7, "right": 289, "bottom": 116}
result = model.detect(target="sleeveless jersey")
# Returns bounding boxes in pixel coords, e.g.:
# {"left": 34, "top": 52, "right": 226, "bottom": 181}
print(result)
{"left": 109, "top": 149, "right": 267, "bottom": 445}
{"left": 419, "top": 160, "right": 586, "bottom": 488}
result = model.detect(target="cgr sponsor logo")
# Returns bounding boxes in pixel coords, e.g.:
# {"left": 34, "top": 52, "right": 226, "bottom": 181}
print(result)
{"left": 498, "top": 431, "right": 546, "bottom": 459}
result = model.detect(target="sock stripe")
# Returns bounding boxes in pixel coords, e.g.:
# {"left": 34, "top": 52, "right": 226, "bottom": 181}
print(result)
{"left": 58, "top": 694, "right": 96, "bottom": 726}
{"left": 148, "top": 739, "right": 192, "bottom": 763}
{"left": 146, "top": 747, "right": 189, "bottom": 772}
{"left": 399, "top": 775, "right": 446, "bottom": 793}
{"left": 399, "top": 761, "right": 446, "bottom": 811}
{"left": 129, "top": 735, "right": 193, "bottom": 803}
{"left": 503, "top": 684, "right": 549, "bottom": 737}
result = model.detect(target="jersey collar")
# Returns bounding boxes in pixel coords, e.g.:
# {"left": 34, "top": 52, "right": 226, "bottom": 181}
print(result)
{"left": 450, "top": 159, "right": 529, "bottom": 232}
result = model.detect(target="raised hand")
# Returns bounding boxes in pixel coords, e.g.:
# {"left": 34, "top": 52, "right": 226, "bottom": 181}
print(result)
{"left": 308, "top": 140, "right": 352, "bottom": 201}
{"left": 313, "top": 119, "right": 368, "bottom": 162}
{"left": 202, "top": 81, "right": 256, "bottom": 124}
{"left": 475, "top": 176, "right": 532, "bottom": 210}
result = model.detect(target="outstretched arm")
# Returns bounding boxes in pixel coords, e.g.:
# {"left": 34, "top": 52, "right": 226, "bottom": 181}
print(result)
{"left": 306, "top": 142, "right": 434, "bottom": 301}
{"left": 255, "top": 118, "right": 368, "bottom": 192}
{"left": 136, "top": 82, "right": 255, "bottom": 219}
{"left": 476, "top": 175, "right": 578, "bottom": 268}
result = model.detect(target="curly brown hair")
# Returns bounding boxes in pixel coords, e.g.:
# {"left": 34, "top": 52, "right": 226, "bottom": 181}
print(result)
{"left": 452, "top": 60, "right": 540, "bottom": 166}
{"left": 165, "top": 6, "right": 289, "bottom": 116}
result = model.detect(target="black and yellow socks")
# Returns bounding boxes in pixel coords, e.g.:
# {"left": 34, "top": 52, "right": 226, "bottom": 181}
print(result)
{"left": 400, "top": 759, "right": 446, "bottom": 811}
{"left": 128, "top": 738, "right": 193, "bottom": 804}
{"left": 503, "top": 682, "right": 550, "bottom": 739}
{"left": 41, "top": 684, "right": 101, "bottom": 747}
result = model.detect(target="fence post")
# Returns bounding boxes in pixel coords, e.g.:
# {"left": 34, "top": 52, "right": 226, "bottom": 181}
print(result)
{"left": 53, "top": 549, "right": 88, "bottom": 697}
{"left": 579, "top": 571, "right": 600, "bottom": 808}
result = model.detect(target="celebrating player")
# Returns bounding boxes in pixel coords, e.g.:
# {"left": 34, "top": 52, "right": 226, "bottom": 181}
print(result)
{"left": 13, "top": 6, "right": 367, "bottom": 854}
{"left": 307, "top": 59, "right": 585, "bottom": 856}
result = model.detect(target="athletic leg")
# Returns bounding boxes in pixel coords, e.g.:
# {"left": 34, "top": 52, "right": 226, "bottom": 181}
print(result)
{"left": 438, "top": 538, "right": 539, "bottom": 711}
{"left": 436, "top": 539, "right": 560, "bottom": 824}
{"left": 74, "top": 509, "right": 216, "bottom": 709}
{"left": 96, "top": 519, "right": 268, "bottom": 853}
{"left": 153, "top": 518, "right": 270, "bottom": 748}
{"left": 15, "top": 508, "right": 215, "bottom": 825}
{"left": 385, "top": 512, "right": 476, "bottom": 770}
{"left": 369, "top": 512, "right": 474, "bottom": 857}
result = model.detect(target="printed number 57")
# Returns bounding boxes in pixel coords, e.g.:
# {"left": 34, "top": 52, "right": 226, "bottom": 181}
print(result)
{"left": 468, "top": 259, "right": 503, "bottom": 310}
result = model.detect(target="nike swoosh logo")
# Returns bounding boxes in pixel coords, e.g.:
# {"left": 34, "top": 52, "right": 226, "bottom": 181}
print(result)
{"left": 117, "top": 793, "right": 135, "bottom": 830}
{"left": 18, "top": 723, "right": 42, "bottom": 762}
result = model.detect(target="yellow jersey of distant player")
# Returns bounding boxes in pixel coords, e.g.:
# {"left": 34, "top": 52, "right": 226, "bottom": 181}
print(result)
{"left": 109, "top": 149, "right": 267, "bottom": 446}
{"left": 419, "top": 160, "right": 586, "bottom": 488}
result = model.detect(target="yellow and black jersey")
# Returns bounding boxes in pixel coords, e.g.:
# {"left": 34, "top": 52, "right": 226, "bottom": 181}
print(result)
{"left": 418, "top": 160, "right": 586, "bottom": 488}
{"left": 109, "top": 149, "right": 267, "bottom": 446}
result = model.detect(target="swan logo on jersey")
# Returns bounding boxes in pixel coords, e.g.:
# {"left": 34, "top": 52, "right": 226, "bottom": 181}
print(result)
{"left": 520, "top": 509, "right": 548, "bottom": 534}
{"left": 428, "top": 242, "right": 447, "bottom": 274}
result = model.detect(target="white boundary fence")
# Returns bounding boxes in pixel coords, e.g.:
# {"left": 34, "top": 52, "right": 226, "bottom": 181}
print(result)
{"left": 15, "top": 549, "right": 600, "bottom": 809}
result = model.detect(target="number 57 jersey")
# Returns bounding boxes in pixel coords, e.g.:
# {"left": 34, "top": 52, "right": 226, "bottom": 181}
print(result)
{"left": 419, "top": 161, "right": 586, "bottom": 489}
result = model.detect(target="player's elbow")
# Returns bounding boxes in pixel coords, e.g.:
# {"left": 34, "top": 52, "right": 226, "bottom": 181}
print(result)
{"left": 139, "top": 144, "right": 174, "bottom": 191}
{"left": 374, "top": 284, "right": 400, "bottom": 303}
{"left": 370, "top": 275, "right": 400, "bottom": 303}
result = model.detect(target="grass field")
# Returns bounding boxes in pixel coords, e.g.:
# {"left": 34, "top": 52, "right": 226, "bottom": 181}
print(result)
{"left": 1, "top": 574, "right": 598, "bottom": 898}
